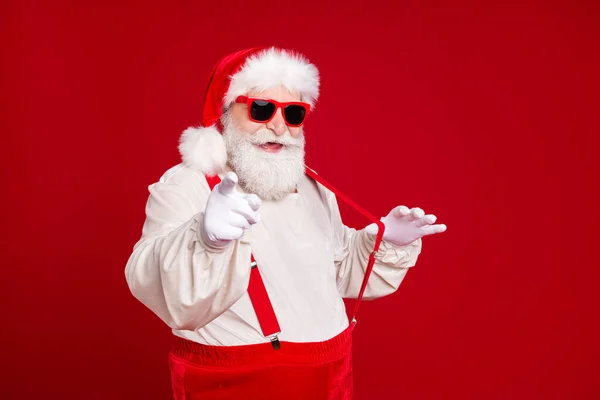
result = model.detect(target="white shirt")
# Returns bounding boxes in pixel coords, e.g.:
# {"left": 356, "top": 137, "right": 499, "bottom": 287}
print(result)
{"left": 125, "top": 164, "right": 422, "bottom": 345}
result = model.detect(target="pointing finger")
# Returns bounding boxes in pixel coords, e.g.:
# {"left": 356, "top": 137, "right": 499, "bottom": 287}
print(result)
{"left": 218, "top": 172, "right": 238, "bottom": 196}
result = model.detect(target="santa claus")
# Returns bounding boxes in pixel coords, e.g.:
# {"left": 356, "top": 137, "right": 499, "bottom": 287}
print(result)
{"left": 125, "top": 46, "right": 446, "bottom": 399}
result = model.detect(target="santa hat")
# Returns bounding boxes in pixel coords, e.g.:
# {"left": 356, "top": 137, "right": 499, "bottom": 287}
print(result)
{"left": 178, "top": 46, "right": 320, "bottom": 176}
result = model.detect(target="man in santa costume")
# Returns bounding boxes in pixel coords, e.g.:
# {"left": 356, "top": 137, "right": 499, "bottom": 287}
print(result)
{"left": 125, "top": 46, "right": 446, "bottom": 399}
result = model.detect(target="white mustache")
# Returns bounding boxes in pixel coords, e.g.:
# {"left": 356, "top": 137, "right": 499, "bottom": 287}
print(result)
{"left": 246, "top": 128, "right": 304, "bottom": 147}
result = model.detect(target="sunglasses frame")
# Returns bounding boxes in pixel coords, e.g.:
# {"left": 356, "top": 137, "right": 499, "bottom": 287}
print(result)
{"left": 235, "top": 96, "right": 311, "bottom": 127}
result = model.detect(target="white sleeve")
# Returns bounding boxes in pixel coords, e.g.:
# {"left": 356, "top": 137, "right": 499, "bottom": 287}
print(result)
{"left": 124, "top": 170, "right": 253, "bottom": 331}
{"left": 326, "top": 190, "right": 422, "bottom": 300}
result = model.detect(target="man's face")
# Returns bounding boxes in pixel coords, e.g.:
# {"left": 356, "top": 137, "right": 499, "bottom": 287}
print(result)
{"left": 221, "top": 85, "right": 307, "bottom": 201}
{"left": 230, "top": 85, "right": 304, "bottom": 140}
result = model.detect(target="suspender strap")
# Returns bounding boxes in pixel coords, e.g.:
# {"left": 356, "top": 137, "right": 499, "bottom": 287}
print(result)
{"left": 204, "top": 174, "right": 281, "bottom": 348}
{"left": 304, "top": 167, "right": 385, "bottom": 325}
{"left": 249, "top": 255, "right": 281, "bottom": 347}
{"left": 205, "top": 175, "right": 222, "bottom": 192}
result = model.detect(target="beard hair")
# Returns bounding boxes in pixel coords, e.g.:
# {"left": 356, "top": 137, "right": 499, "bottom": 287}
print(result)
{"left": 221, "top": 111, "right": 306, "bottom": 201}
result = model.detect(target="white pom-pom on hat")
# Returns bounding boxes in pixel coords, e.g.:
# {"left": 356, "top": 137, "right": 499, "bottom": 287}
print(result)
{"left": 178, "top": 125, "right": 227, "bottom": 177}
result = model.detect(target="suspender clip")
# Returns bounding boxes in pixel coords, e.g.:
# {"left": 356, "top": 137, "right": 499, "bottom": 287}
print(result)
{"left": 270, "top": 334, "right": 281, "bottom": 350}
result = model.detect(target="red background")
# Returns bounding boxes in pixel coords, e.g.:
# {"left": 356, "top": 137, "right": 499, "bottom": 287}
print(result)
{"left": 2, "top": 1, "right": 599, "bottom": 399}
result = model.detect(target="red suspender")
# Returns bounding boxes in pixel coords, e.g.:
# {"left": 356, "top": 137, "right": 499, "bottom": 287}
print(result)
{"left": 204, "top": 167, "right": 384, "bottom": 347}
{"left": 248, "top": 254, "right": 281, "bottom": 348}
{"left": 205, "top": 175, "right": 282, "bottom": 349}
{"left": 204, "top": 175, "right": 222, "bottom": 192}
{"left": 304, "top": 167, "right": 385, "bottom": 325}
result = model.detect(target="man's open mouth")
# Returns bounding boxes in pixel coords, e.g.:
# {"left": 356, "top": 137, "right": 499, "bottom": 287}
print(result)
{"left": 258, "top": 142, "right": 284, "bottom": 152}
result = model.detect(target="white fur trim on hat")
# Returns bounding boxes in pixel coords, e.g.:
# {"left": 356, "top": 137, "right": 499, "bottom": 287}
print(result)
{"left": 224, "top": 47, "right": 320, "bottom": 107}
{"left": 178, "top": 125, "right": 227, "bottom": 176}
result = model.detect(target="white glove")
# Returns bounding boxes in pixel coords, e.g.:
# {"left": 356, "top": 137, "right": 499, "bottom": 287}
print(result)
{"left": 365, "top": 206, "right": 447, "bottom": 247}
{"left": 201, "top": 172, "right": 261, "bottom": 248}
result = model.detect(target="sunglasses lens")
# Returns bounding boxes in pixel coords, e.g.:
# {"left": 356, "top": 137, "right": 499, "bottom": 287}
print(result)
{"left": 250, "top": 100, "right": 276, "bottom": 122}
{"left": 284, "top": 105, "right": 307, "bottom": 126}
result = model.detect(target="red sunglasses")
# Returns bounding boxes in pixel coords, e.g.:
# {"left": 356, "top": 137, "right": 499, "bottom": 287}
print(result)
{"left": 235, "top": 96, "right": 311, "bottom": 127}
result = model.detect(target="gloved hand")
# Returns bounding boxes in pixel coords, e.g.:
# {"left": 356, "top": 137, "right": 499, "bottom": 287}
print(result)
{"left": 201, "top": 171, "right": 261, "bottom": 248}
{"left": 365, "top": 206, "right": 446, "bottom": 247}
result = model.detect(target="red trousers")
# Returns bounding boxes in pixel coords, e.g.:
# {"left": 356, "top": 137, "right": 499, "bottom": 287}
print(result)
{"left": 168, "top": 324, "right": 354, "bottom": 399}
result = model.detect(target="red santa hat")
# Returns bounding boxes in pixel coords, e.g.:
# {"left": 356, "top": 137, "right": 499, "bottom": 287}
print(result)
{"left": 178, "top": 46, "right": 320, "bottom": 176}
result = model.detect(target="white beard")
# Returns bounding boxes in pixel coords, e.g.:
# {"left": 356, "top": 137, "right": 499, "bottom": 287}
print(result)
{"left": 221, "top": 113, "right": 306, "bottom": 201}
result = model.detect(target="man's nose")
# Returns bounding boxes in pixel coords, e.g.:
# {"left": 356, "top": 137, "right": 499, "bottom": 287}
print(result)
{"left": 266, "top": 108, "right": 287, "bottom": 136}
